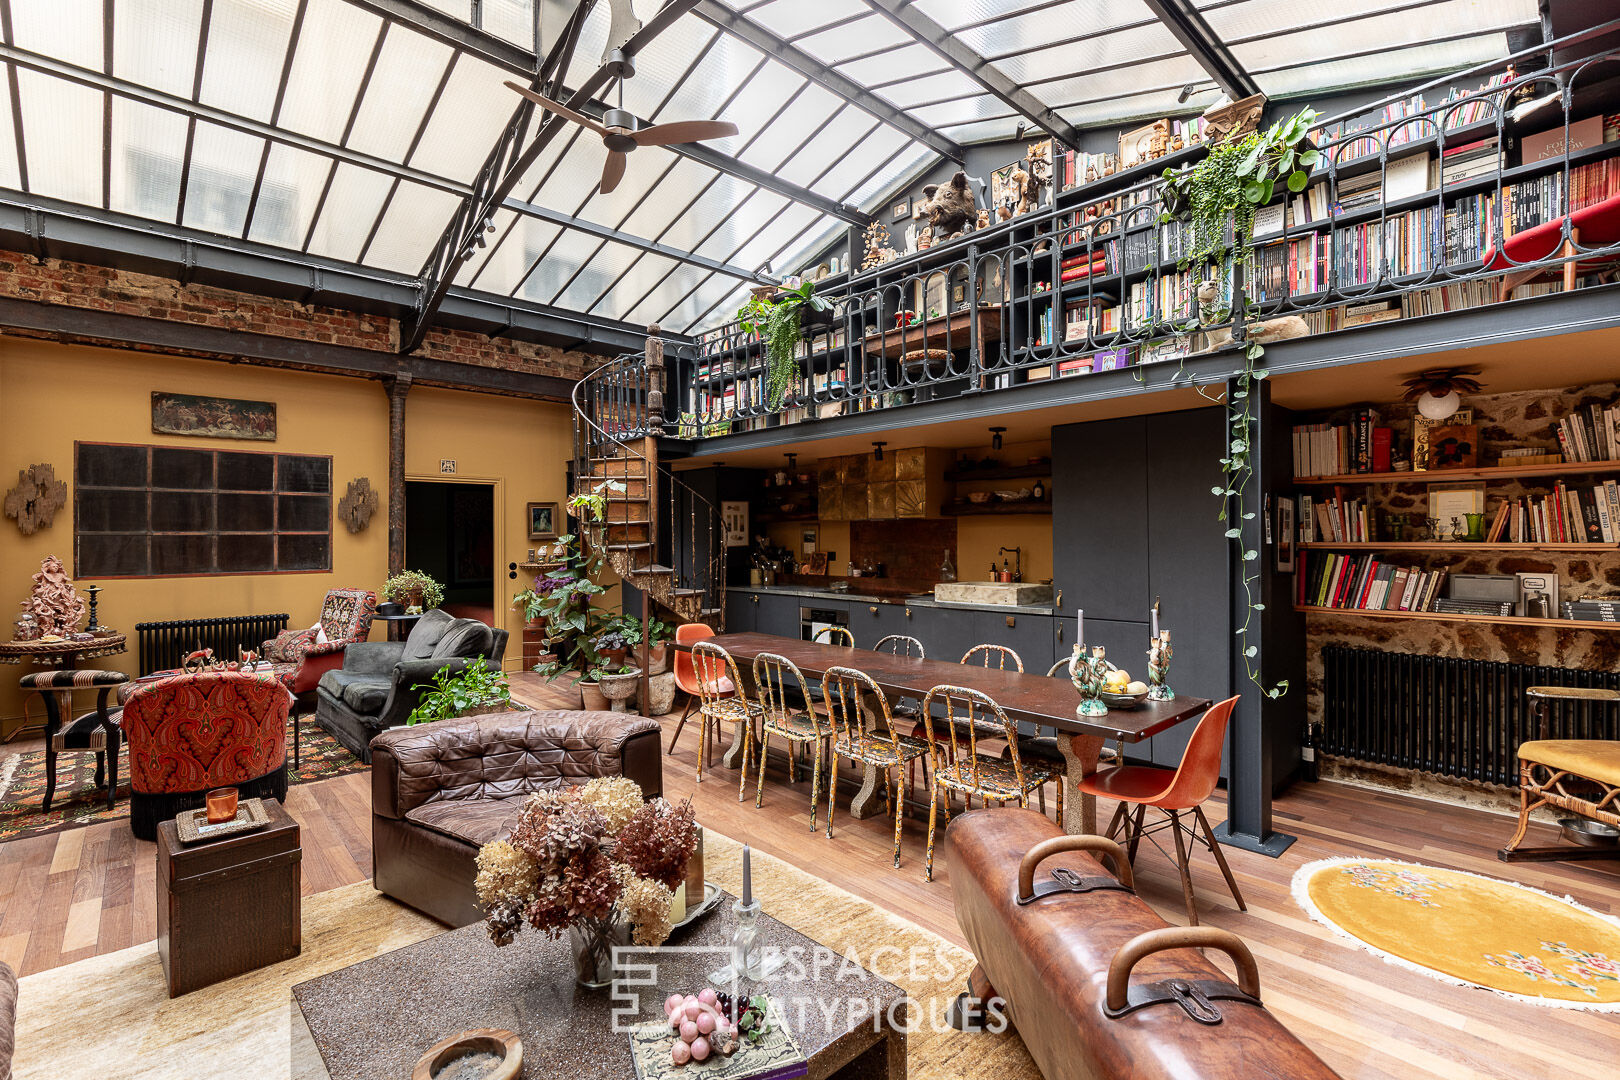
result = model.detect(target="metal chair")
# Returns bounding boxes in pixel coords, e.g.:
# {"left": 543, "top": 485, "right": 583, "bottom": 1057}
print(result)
{"left": 1080, "top": 696, "right": 1244, "bottom": 925}
{"left": 686, "top": 640, "right": 760, "bottom": 783}
{"left": 875, "top": 634, "right": 929, "bottom": 790}
{"left": 823, "top": 665, "right": 930, "bottom": 868}
{"left": 919, "top": 683, "right": 1061, "bottom": 882}
{"left": 741, "top": 652, "right": 836, "bottom": 830}
{"left": 874, "top": 634, "right": 924, "bottom": 658}
{"left": 961, "top": 643, "right": 1022, "bottom": 671}
{"left": 997, "top": 658, "right": 1123, "bottom": 821}
{"left": 20, "top": 669, "right": 129, "bottom": 812}
{"left": 813, "top": 626, "right": 855, "bottom": 647}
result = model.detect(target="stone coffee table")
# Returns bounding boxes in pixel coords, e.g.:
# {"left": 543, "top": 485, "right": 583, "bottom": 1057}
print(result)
{"left": 293, "top": 891, "right": 906, "bottom": 1080}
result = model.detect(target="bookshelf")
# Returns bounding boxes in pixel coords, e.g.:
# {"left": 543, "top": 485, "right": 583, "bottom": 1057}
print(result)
{"left": 1299, "top": 541, "right": 1617, "bottom": 553}
{"left": 1298, "top": 605, "right": 1619, "bottom": 630}
{"left": 1295, "top": 460, "right": 1620, "bottom": 485}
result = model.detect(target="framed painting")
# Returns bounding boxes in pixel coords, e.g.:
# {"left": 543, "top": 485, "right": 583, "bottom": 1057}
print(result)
{"left": 151, "top": 392, "right": 276, "bottom": 441}
{"left": 721, "top": 500, "right": 749, "bottom": 547}
{"left": 891, "top": 197, "right": 911, "bottom": 221}
{"left": 527, "top": 501, "right": 559, "bottom": 540}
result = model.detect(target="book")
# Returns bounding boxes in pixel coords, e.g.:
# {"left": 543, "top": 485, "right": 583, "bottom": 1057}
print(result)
{"left": 1522, "top": 116, "right": 1605, "bottom": 163}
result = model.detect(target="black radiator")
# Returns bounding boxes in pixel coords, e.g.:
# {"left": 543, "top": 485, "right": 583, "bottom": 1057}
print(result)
{"left": 1322, "top": 645, "right": 1620, "bottom": 786}
{"left": 134, "top": 613, "right": 290, "bottom": 676}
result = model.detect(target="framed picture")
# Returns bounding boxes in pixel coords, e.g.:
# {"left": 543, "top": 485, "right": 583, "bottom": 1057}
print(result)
{"left": 805, "top": 552, "right": 829, "bottom": 575}
{"left": 1275, "top": 497, "right": 1296, "bottom": 572}
{"left": 151, "top": 391, "right": 276, "bottom": 441}
{"left": 913, "top": 271, "right": 948, "bottom": 318}
{"left": 975, "top": 254, "right": 1006, "bottom": 306}
{"left": 721, "top": 500, "right": 749, "bottom": 547}
{"left": 1426, "top": 424, "right": 1480, "bottom": 470}
{"left": 527, "top": 501, "right": 559, "bottom": 540}
{"left": 799, "top": 525, "right": 819, "bottom": 557}
{"left": 891, "top": 197, "right": 911, "bottom": 221}
{"left": 1119, "top": 119, "right": 1171, "bottom": 169}
{"left": 990, "top": 161, "right": 1021, "bottom": 218}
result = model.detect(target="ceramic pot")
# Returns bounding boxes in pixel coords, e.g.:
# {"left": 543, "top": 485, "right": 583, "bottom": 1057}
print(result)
{"left": 600, "top": 646, "right": 628, "bottom": 669}
{"left": 525, "top": 615, "right": 548, "bottom": 633}
{"left": 580, "top": 680, "right": 609, "bottom": 712}
{"left": 636, "top": 642, "right": 668, "bottom": 675}
{"left": 598, "top": 669, "right": 642, "bottom": 713}
{"left": 645, "top": 671, "right": 677, "bottom": 715}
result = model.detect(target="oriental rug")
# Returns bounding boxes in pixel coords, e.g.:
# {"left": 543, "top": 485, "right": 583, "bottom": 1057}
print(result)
{"left": 11, "top": 831, "right": 1038, "bottom": 1080}
{"left": 0, "top": 722, "right": 365, "bottom": 843}
{"left": 1293, "top": 857, "right": 1620, "bottom": 1010}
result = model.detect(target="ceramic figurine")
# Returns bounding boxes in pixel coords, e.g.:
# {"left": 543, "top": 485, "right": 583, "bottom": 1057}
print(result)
{"left": 1069, "top": 644, "right": 1110, "bottom": 717}
{"left": 28, "top": 554, "right": 86, "bottom": 636}
{"left": 1148, "top": 631, "right": 1173, "bottom": 701}
{"left": 12, "top": 609, "right": 40, "bottom": 642}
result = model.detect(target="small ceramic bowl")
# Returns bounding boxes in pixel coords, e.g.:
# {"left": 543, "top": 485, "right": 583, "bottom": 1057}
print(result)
{"left": 1099, "top": 688, "right": 1149, "bottom": 709}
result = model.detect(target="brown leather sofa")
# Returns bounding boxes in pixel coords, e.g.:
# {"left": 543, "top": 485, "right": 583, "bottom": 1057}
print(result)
{"left": 946, "top": 808, "right": 1341, "bottom": 1080}
{"left": 371, "top": 709, "right": 662, "bottom": 927}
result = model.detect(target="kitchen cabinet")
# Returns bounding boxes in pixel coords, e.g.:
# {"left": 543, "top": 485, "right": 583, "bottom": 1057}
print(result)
{"left": 725, "top": 589, "right": 758, "bottom": 634}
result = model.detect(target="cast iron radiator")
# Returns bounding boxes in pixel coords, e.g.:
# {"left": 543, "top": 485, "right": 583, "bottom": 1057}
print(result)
{"left": 134, "top": 613, "right": 290, "bottom": 676}
{"left": 1321, "top": 645, "right": 1620, "bottom": 786}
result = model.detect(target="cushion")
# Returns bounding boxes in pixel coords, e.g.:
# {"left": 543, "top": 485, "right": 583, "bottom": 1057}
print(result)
{"left": 308, "top": 620, "right": 329, "bottom": 646}
{"left": 405, "top": 797, "right": 529, "bottom": 847}
{"left": 319, "top": 669, "right": 391, "bottom": 715}
{"left": 402, "top": 609, "right": 457, "bottom": 661}
{"left": 432, "top": 620, "right": 494, "bottom": 661}
{"left": 1520, "top": 739, "right": 1620, "bottom": 787}
{"left": 267, "top": 627, "right": 318, "bottom": 663}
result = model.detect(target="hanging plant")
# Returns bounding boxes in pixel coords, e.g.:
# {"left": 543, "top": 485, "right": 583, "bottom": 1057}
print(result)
{"left": 1158, "top": 106, "right": 1319, "bottom": 698}
{"left": 736, "top": 280, "right": 831, "bottom": 412}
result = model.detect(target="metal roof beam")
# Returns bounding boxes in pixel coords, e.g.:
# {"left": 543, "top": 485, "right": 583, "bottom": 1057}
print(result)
{"left": 503, "top": 196, "right": 770, "bottom": 284}
{"left": 861, "top": 0, "right": 1086, "bottom": 151}
{"left": 691, "top": 0, "right": 965, "bottom": 164}
{"left": 1139, "top": 0, "right": 1260, "bottom": 100}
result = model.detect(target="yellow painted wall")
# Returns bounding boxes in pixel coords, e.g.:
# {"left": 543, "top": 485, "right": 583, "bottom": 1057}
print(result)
{"left": 0, "top": 339, "right": 578, "bottom": 730}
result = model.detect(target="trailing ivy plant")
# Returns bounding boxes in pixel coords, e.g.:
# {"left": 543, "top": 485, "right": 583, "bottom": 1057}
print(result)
{"left": 407, "top": 657, "right": 511, "bottom": 725}
{"left": 736, "top": 280, "right": 831, "bottom": 411}
{"left": 1157, "top": 107, "right": 1320, "bottom": 699}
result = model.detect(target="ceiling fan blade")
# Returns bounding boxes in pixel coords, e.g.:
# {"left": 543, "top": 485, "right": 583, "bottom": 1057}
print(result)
{"left": 504, "top": 81, "right": 609, "bottom": 136}
{"left": 599, "top": 151, "right": 627, "bottom": 195}
{"left": 631, "top": 120, "right": 740, "bottom": 146}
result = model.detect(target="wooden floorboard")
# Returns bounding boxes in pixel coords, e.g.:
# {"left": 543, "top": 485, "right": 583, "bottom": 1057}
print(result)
{"left": 0, "top": 672, "right": 1615, "bottom": 1078}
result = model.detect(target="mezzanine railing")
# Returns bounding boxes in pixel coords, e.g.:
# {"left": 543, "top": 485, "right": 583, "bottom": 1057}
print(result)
{"left": 671, "top": 23, "right": 1620, "bottom": 440}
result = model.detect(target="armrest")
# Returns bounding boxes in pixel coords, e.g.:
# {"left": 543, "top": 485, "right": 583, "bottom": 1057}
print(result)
{"left": 342, "top": 640, "right": 405, "bottom": 675}
{"left": 371, "top": 740, "right": 404, "bottom": 819}
{"left": 303, "top": 639, "right": 352, "bottom": 658}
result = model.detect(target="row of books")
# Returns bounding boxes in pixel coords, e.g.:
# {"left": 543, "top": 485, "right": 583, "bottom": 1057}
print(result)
{"left": 1555, "top": 403, "right": 1620, "bottom": 463}
{"left": 1292, "top": 412, "right": 1391, "bottom": 479}
{"left": 1310, "top": 72, "right": 1512, "bottom": 162}
{"left": 1298, "top": 551, "right": 1450, "bottom": 612}
{"left": 1487, "top": 481, "right": 1620, "bottom": 543}
{"left": 1301, "top": 488, "right": 1379, "bottom": 542}
{"left": 1562, "top": 599, "right": 1620, "bottom": 622}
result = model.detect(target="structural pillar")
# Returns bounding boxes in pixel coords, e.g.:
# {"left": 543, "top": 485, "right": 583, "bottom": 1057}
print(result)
{"left": 385, "top": 372, "right": 412, "bottom": 578}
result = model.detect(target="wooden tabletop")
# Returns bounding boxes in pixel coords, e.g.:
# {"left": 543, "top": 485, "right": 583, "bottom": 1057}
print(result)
{"left": 695, "top": 632, "right": 1210, "bottom": 743}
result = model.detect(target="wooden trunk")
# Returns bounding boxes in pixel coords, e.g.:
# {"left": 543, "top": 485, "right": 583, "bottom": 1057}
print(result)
{"left": 156, "top": 798, "right": 302, "bottom": 998}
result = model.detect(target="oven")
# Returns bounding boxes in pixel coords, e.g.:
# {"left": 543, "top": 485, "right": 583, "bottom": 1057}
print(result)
{"left": 799, "top": 606, "right": 850, "bottom": 643}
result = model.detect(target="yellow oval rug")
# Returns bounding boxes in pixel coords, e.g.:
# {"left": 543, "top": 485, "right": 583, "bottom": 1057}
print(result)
{"left": 1292, "top": 858, "right": 1620, "bottom": 1010}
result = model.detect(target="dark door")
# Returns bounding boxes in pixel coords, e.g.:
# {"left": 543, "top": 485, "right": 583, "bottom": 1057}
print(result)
{"left": 405, "top": 480, "right": 494, "bottom": 622}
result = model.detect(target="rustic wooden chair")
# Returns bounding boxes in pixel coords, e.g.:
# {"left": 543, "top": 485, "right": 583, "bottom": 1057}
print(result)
{"left": 1500, "top": 685, "right": 1620, "bottom": 862}
{"left": 918, "top": 683, "right": 1061, "bottom": 881}
{"left": 874, "top": 634, "right": 925, "bottom": 659}
{"left": 822, "top": 665, "right": 930, "bottom": 869}
{"left": 876, "top": 633, "right": 929, "bottom": 789}
{"left": 742, "top": 651, "right": 836, "bottom": 831}
{"left": 994, "top": 658, "right": 1123, "bottom": 821}
{"left": 961, "top": 643, "right": 1023, "bottom": 672}
{"left": 687, "top": 640, "right": 760, "bottom": 784}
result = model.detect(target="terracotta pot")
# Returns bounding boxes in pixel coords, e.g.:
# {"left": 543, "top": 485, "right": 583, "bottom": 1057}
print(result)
{"left": 403, "top": 585, "right": 425, "bottom": 609}
{"left": 525, "top": 615, "right": 548, "bottom": 633}
{"left": 600, "top": 647, "right": 629, "bottom": 668}
{"left": 580, "top": 680, "right": 609, "bottom": 712}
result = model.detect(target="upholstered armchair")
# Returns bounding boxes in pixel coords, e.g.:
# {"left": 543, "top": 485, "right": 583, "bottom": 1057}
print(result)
{"left": 121, "top": 670, "right": 293, "bottom": 840}
{"left": 314, "top": 609, "right": 508, "bottom": 763}
{"left": 261, "top": 587, "right": 378, "bottom": 700}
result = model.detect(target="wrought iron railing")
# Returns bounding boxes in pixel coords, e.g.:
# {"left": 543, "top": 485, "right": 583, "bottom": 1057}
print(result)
{"left": 673, "top": 25, "right": 1620, "bottom": 438}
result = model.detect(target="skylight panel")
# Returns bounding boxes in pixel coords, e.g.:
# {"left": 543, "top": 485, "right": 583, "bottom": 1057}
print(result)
{"left": 0, "top": 77, "right": 19, "bottom": 190}
{"left": 114, "top": 0, "right": 206, "bottom": 99}
{"left": 345, "top": 27, "right": 454, "bottom": 163}
{"left": 592, "top": 250, "right": 682, "bottom": 320}
{"left": 483, "top": 0, "right": 537, "bottom": 49}
{"left": 108, "top": 98, "right": 189, "bottom": 220}
{"left": 1252, "top": 34, "right": 1514, "bottom": 97}
{"left": 180, "top": 121, "right": 266, "bottom": 235}
{"left": 198, "top": 0, "right": 299, "bottom": 122}
{"left": 748, "top": 0, "right": 871, "bottom": 41}
{"left": 409, "top": 57, "right": 517, "bottom": 183}
{"left": 304, "top": 162, "right": 393, "bottom": 261}
{"left": 693, "top": 190, "right": 791, "bottom": 261}
{"left": 246, "top": 143, "right": 341, "bottom": 248}
{"left": 835, "top": 45, "right": 944, "bottom": 87}
{"left": 15, "top": 69, "right": 101, "bottom": 205}
{"left": 796, "top": 15, "right": 912, "bottom": 66}
{"left": 1230, "top": 1, "right": 1535, "bottom": 71}
{"left": 276, "top": 0, "right": 382, "bottom": 143}
{"left": 467, "top": 213, "right": 564, "bottom": 295}
{"left": 363, "top": 182, "right": 462, "bottom": 273}
{"left": 736, "top": 85, "right": 841, "bottom": 172}
{"left": 11, "top": 0, "right": 103, "bottom": 71}
{"left": 984, "top": 20, "right": 1183, "bottom": 85}
{"left": 875, "top": 71, "right": 986, "bottom": 110}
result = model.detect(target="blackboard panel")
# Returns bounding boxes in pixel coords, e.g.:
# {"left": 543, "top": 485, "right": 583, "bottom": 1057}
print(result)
{"left": 152, "top": 447, "right": 215, "bottom": 489}
{"left": 218, "top": 533, "right": 276, "bottom": 571}
{"left": 219, "top": 492, "right": 275, "bottom": 531}
{"left": 279, "top": 533, "right": 331, "bottom": 571}
{"left": 151, "top": 491, "right": 213, "bottom": 532}
{"left": 278, "top": 455, "right": 331, "bottom": 493}
{"left": 78, "top": 534, "right": 148, "bottom": 576}
{"left": 77, "top": 443, "right": 147, "bottom": 487}
{"left": 78, "top": 489, "right": 148, "bottom": 533}
{"left": 218, "top": 451, "right": 276, "bottom": 490}
{"left": 278, "top": 494, "right": 329, "bottom": 532}
{"left": 152, "top": 534, "right": 212, "bottom": 575}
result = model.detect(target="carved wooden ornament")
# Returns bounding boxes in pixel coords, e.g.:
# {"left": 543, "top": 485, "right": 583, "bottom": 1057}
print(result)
{"left": 338, "top": 477, "right": 380, "bottom": 534}
{"left": 4, "top": 464, "right": 67, "bottom": 535}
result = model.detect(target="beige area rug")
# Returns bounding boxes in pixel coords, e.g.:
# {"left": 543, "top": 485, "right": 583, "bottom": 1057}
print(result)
{"left": 13, "top": 832, "right": 1037, "bottom": 1080}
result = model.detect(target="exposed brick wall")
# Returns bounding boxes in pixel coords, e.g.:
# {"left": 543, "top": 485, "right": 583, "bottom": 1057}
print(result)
{"left": 0, "top": 249, "right": 605, "bottom": 382}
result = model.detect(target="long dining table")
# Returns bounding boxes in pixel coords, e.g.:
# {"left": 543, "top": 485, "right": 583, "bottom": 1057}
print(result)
{"left": 689, "top": 632, "right": 1212, "bottom": 836}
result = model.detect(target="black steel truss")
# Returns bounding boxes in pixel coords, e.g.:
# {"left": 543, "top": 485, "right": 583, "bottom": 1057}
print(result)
{"left": 1139, "top": 0, "right": 1260, "bottom": 100}
{"left": 861, "top": 0, "right": 1086, "bottom": 151}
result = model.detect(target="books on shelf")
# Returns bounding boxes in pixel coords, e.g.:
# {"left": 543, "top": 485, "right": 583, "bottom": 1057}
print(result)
{"left": 1563, "top": 598, "right": 1620, "bottom": 622}
{"left": 1556, "top": 403, "right": 1620, "bottom": 462}
{"left": 1497, "top": 480, "right": 1620, "bottom": 542}
{"left": 1298, "top": 550, "right": 1449, "bottom": 613}
{"left": 1292, "top": 409, "right": 1387, "bottom": 478}
{"left": 1310, "top": 487, "right": 1377, "bottom": 542}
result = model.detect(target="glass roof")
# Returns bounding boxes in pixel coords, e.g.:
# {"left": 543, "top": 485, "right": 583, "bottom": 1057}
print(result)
{"left": 0, "top": 0, "right": 1538, "bottom": 338}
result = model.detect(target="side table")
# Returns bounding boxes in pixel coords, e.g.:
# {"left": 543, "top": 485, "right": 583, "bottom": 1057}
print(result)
{"left": 157, "top": 798, "right": 302, "bottom": 997}
{"left": 375, "top": 612, "right": 423, "bottom": 643}
{"left": 0, "top": 634, "right": 128, "bottom": 742}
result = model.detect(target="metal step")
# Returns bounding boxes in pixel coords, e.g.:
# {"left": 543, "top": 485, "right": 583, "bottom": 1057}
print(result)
{"left": 606, "top": 541, "right": 653, "bottom": 551}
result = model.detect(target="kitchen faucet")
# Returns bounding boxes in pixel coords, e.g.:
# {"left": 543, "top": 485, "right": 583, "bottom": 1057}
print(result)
{"left": 998, "top": 546, "right": 1022, "bottom": 582}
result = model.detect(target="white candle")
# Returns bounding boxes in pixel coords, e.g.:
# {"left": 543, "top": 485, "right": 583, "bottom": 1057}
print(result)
{"left": 1077, "top": 608, "right": 1084, "bottom": 646}
{"left": 1151, "top": 597, "right": 1160, "bottom": 641}
{"left": 742, "top": 844, "right": 752, "bottom": 906}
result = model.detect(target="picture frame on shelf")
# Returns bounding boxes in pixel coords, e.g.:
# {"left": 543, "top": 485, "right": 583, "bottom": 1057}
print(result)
{"left": 721, "top": 500, "right": 749, "bottom": 547}
{"left": 1276, "top": 497, "right": 1296, "bottom": 572}
{"left": 800, "top": 526, "right": 818, "bottom": 557}
{"left": 990, "top": 161, "right": 1021, "bottom": 219}
{"left": 1426, "top": 423, "right": 1481, "bottom": 470}
{"left": 891, "top": 197, "right": 910, "bottom": 221}
{"left": 526, "top": 501, "right": 559, "bottom": 540}
{"left": 805, "top": 552, "right": 829, "bottom": 575}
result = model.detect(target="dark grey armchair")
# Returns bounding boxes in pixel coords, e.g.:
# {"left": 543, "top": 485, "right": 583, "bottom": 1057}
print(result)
{"left": 313, "top": 609, "right": 509, "bottom": 762}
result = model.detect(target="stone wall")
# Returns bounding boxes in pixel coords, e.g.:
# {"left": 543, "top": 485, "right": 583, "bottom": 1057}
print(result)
{"left": 0, "top": 249, "right": 604, "bottom": 382}
{"left": 1303, "top": 380, "right": 1620, "bottom": 794}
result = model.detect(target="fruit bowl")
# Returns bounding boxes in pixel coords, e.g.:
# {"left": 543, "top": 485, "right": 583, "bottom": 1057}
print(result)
{"left": 1099, "top": 687, "right": 1149, "bottom": 709}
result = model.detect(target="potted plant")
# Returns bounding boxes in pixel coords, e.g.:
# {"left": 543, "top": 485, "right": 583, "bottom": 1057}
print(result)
{"left": 384, "top": 569, "right": 444, "bottom": 614}
{"left": 578, "top": 665, "right": 611, "bottom": 712}
{"left": 406, "top": 657, "right": 512, "bottom": 725}
{"left": 513, "top": 575, "right": 573, "bottom": 632}
{"left": 592, "top": 629, "right": 632, "bottom": 669}
{"left": 736, "top": 280, "right": 832, "bottom": 411}
{"left": 634, "top": 617, "right": 673, "bottom": 675}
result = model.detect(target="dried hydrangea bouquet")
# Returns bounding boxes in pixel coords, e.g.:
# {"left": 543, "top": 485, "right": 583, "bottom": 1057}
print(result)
{"left": 475, "top": 777, "right": 700, "bottom": 988}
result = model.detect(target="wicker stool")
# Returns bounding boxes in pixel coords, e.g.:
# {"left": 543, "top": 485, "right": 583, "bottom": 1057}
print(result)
{"left": 1499, "top": 685, "right": 1620, "bottom": 862}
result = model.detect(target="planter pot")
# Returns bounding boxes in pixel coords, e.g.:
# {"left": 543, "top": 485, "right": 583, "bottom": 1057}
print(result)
{"left": 800, "top": 305, "right": 837, "bottom": 333}
{"left": 645, "top": 671, "right": 677, "bottom": 715}
{"left": 403, "top": 586, "right": 425, "bottom": 609}
{"left": 600, "top": 647, "right": 629, "bottom": 669}
{"left": 580, "top": 680, "right": 609, "bottom": 712}
{"left": 525, "top": 615, "right": 548, "bottom": 634}
{"left": 636, "top": 642, "right": 669, "bottom": 675}
{"left": 598, "top": 669, "right": 643, "bottom": 714}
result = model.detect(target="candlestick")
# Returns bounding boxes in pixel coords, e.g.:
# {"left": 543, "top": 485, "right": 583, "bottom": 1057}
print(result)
{"left": 742, "top": 844, "right": 752, "bottom": 907}
{"left": 1148, "top": 631, "right": 1174, "bottom": 701}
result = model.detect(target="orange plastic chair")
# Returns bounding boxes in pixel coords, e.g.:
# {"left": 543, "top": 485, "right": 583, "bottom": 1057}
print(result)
{"left": 668, "top": 623, "right": 718, "bottom": 753}
{"left": 1078, "top": 695, "right": 1243, "bottom": 925}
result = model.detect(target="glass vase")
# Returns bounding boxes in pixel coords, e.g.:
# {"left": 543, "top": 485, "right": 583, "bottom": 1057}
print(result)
{"left": 568, "top": 918, "right": 625, "bottom": 990}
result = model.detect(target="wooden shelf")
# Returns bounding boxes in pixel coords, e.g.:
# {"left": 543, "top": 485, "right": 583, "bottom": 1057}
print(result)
{"left": 1298, "top": 541, "right": 1619, "bottom": 553}
{"left": 1297, "top": 605, "right": 1618, "bottom": 630}
{"left": 1294, "top": 461, "right": 1620, "bottom": 485}
{"left": 944, "top": 462, "right": 1052, "bottom": 482}
{"left": 942, "top": 501, "right": 1052, "bottom": 516}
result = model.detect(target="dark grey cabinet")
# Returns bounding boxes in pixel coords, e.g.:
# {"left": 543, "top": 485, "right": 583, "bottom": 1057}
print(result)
{"left": 755, "top": 593, "right": 801, "bottom": 639}
{"left": 724, "top": 589, "right": 757, "bottom": 634}
{"left": 1053, "top": 418, "right": 1150, "bottom": 621}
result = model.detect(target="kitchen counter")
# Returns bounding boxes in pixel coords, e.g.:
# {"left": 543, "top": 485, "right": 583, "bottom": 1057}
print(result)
{"left": 732, "top": 583, "right": 1058, "bottom": 617}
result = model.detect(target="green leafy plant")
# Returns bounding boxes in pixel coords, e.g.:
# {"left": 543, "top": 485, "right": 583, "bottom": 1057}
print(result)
{"left": 736, "top": 280, "right": 831, "bottom": 411}
{"left": 383, "top": 569, "right": 444, "bottom": 612}
{"left": 407, "top": 657, "right": 511, "bottom": 725}
{"left": 1157, "top": 107, "right": 1318, "bottom": 700}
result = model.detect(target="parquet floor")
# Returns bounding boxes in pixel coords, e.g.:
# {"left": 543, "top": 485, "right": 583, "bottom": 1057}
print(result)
{"left": 2, "top": 671, "right": 1617, "bottom": 1078}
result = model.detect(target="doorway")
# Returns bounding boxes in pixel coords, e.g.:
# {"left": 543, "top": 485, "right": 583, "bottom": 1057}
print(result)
{"left": 405, "top": 480, "right": 495, "bottom": 624}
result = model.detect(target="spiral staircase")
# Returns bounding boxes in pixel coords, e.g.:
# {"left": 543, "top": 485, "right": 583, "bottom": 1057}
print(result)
{"left": 571, "top": 330, "right": 725, "bottom": 629}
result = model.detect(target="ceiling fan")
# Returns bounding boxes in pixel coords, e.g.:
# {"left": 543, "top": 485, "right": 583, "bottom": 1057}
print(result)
{"left": 504, "top": 53, "right": 738, "bottom": 196}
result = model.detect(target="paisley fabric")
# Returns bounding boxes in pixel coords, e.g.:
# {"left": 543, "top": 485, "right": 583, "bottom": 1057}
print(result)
{"left": 122, "top": 670, "right": 292, "bottom": 793}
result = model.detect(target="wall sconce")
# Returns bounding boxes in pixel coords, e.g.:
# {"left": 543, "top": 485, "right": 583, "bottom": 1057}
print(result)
{"left": 872, "top": 441, "right": 886, "bottom": 461}
{"left": 989, "top": 427, "right": 1005, "bottom": 450}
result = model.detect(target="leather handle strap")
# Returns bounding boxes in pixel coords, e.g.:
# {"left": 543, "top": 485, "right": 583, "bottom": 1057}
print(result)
{"left": 1106, "top": 927, "right": 1261, "bottom": 1013}
{"left": 1018, "top": 834, "right": 1135, "bottom": 897}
